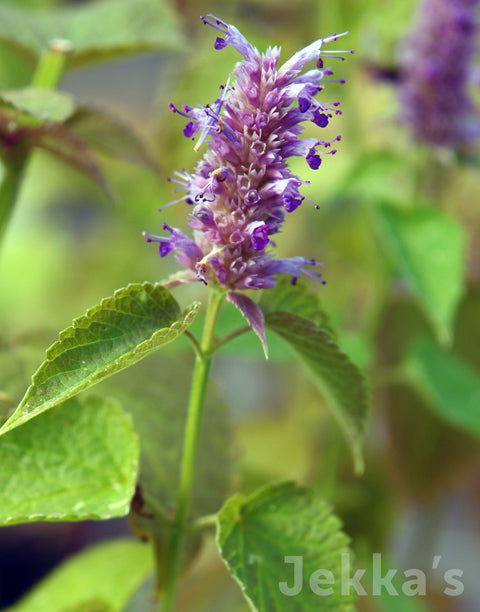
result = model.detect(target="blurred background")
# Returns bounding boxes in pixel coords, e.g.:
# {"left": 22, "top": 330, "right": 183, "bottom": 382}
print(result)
{"left": 0, "top": 0, "right": 479, "bottom": 610}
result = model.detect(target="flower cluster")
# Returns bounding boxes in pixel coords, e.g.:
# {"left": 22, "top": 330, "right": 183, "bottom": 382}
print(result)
{"left": 146, "top": 15, "right": 350, "bottom": 297}
{"left": 398, "top": 0, "right": 480, "bottom": 147}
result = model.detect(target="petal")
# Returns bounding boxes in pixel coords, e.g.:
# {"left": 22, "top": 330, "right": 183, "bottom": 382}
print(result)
{"left": 227, "top": 291, "right": 268, "bottom": 358}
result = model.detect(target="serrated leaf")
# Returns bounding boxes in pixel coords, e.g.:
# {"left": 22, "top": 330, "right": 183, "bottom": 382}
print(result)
{"left": 7, "top": 538, "right": 152, "bottom": 612}
{"left": 0, "top": 283, "right": 200, "bottom": 436}
{"left": 0, "top": 395, "right": 138, "bottom": 525}
{"left": 376, "top": 203, "right": 465, "bottom": 344}
{"left": 407, "top": 339, "right": 480, "bottom": 438}
{"left": 216, "top": 482, "right": 355, "bottom": 612}
{"left": 0, "top": 88, "right": 76, "bottom": 123}
{"left": 265, "top": 311, "right": 368, "bottom": 473}
{"left": 0, "top": 0, "right": 184, "bottom": 66}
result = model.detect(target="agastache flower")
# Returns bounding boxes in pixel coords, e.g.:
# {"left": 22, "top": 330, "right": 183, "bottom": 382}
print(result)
{"left": 145, "top": 15, "right": 351, "bottom": 353}
{"left": 398, "top": 0, "right": 480, "bottom": 148}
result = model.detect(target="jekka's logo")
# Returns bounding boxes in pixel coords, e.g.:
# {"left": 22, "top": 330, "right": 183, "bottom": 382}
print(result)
{"left": 278, "top": 554, "right": 464, "bottom": 597}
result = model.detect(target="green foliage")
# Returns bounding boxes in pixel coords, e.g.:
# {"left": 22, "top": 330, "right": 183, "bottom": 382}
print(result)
{"left": 0, "top": 3, "right": 478, "bottom": 610}
{"left": 7, "top": 538, "right": 153, "bottom": 612}
{"left": 119, "top": 354, "right": 232, "bottom": 589}
{"left": 0, "top": 395, "right": 139, "bottom": 525}
{"left": 0, "top": 283, "right": 199, "bottom": 436}
{"left": 407, "top": 338, "right": 480, "bottom": 438}
{"left": 265, "top": 311, "right": 368, "bottom": 474}
{"left": 260, "top": 276, "right": 334, "bottom": 334}
{"left": 0, "top": 87, "right": 157, "bottom": 194}
{"left": 0, "top": 87, "right": 75, "bottom": 122}
{"left": 65, "top": 107, "right": 157, "bottom": 170}
{"left": 0, "top": 0, "right": 184, "bottom": 66}
{"left": 217, "top": 482, "right": 355, "bottom": 611}
{"left": 376, "top": 203, "right": 465, "bottom": 344}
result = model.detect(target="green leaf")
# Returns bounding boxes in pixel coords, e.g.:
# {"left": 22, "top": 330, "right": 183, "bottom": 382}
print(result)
{"left": 265, "top": 311, "right": 368, "bottom": 473}
{"left": 7, "top": 538, "right": 152, "bottom": 612}
{"left": 0, "top": 395, "right": 138, "bottom": 524}
{"left": 260, "top": 276, "right": 334, "bottom": 334}
{"left": 0, "top": 87, "right": 75, "bottom": 122}
{"left": 0, "top": 0, "right": 184, "bottom": 66}
{"left": 0, "top": 89, "right": 157, "bottom": 194}
{"left": 0, "top": 283, "right": 200, "bottom": 436}
{"left": 376, "top": 203, "right": 465, "bottom": 344}
{"left": 217, "top": 482, "right": 355, "bottom": 612}
{"left": 407, "top": 339, "right": 480, "bottom": 438}
{"left": 65, "top": 107, "right": 157, "bottom": 170}
{"left": 28, "top": 122, "right": 112, "bottom": 195}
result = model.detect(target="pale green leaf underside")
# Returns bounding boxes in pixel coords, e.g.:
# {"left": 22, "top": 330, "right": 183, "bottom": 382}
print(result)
{"left": 0, "top": 0, "right": 184, "bottom": 66}
{"left": 265, "top": 311, "right": 368, "bottom": 473}
{"left": 217, "top": 482, "right": 355, "bottom": 612}
{"left": 377, "top": 203, "right": 465, "bottom": 344}
{"left": 0, "top": 88, "right": 76, "bottom": 123}
{"left": 7, "top": 538, "right": 152, "bottom": 612}
{"left": 407, "top": 339, "right": 480, "bottom": 438}
{"left": 0, "top": 395, "right": 138, "bottom": 525}
{"left": 0, "top": 283, "right": 199, "bottom": 436}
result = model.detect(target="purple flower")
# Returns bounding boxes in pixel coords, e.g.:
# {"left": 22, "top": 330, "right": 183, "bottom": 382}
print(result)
{"left": 399, "top": 0, "right": 480, "bottom": 147}
{"left": 146, "top": 15, "right": 351, "bottom": 293}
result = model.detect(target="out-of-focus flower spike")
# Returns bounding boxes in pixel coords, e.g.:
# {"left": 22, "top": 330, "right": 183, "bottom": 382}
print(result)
{"left": 398, "top": 0, "right": 480, "bottom": 148}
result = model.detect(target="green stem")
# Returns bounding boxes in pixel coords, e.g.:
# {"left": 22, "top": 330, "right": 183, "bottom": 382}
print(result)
{"left": 0, "top": 160, "right": 27, "bottom": 247}
{"left": 212, "top": 324, "right": 251, "bottom": 353}
{"left": 0, "top": 40, "right": 70, "bottom": 250}
{"left": 31, "top": 39, "right": 72, "bottom": 89}
{"left": 162, "top": 289, "right": 224, "bottom": 612}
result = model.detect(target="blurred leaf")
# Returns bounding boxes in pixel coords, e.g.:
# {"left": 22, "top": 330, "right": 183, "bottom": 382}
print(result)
{"left": 378, "top": 299, "right": 479, "bottom": 501}
{"left": 28, "top": 122, "right": 111, "bottom": 195}
{"left": 0, "top": 330, "right": 57, "bottom": 410}
{"left": 0, "top": 0, "right": 184, "bottom": 66}
{"left": 362, "top": 553, "right": 432, "bottom": 612}
{"left": 373, "top": 590, "right": 431, "bottom": 612}
{"left": 217, "top": 482, "right": 355, "bottom": 611}
{"left": 61, "top": 600, "right": 113, "bottom": 612}
{"left": 7, "top": 538, "right": 152, "bottom": 612}
{"left": 376, "top": 203, "right": 465, "bottom": 344}
{"left": 65, "top": 107, "right": 157, "bottom": 170}
{"left": 123, "top": 353, "right": 232, "bottom": 591}
{"left": 0, "top": 87, "right": 75, "bottom": 122}
{"left": 0, "top": 88, "right": 158, "bottom": 194}
{"left": 333, "top": 152, "right": 409, "bottom": 204}
{"left": 407, "top": 339, "right": 480, "bottom": 439}
{"left": 0, "top": 283, "right": 200, "bottom": 436}
{"left": 0, "top": 395, "right": 138, "bottom": 525}
{"left": 265, "top": 311, "right": 368, "bottom": 473}
{"left": 260, "top": 276, "right": 334, "bottom": 334}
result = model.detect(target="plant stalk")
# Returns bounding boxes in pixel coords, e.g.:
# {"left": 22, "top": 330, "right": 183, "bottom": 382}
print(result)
{"left": 0, "top": 160, "right": 26, "bottom": 247}
{"left": 162, "top": 289, "right": 224, "bottom": 612}
{"left": 31, "top": 39, "right": 72, "bottom": 89}
{"left": 0, "top": 39, "right": 70, "bottom": 250}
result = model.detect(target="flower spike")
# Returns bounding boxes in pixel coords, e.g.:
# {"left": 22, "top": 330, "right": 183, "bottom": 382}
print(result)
{"left": 146, "top": 16, "right": 350, "bottom": 295}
